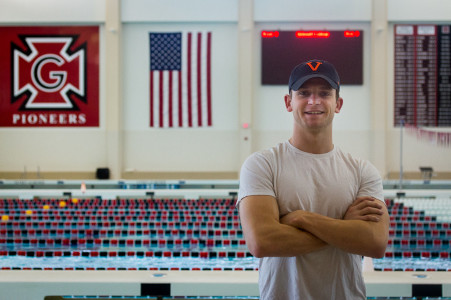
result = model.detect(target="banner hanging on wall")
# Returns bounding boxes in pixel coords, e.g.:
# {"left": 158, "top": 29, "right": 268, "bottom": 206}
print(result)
{"left": 405, "top": 123, "right": 451, "bottom": 148}
{"left": 149, "top": 31, "right": 212, "bottom": 128}
{"left": 0, "top": 26, "right": 99, "bottom": 127}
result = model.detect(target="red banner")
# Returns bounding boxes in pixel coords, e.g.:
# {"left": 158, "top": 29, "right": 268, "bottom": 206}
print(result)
{"left": 405, "top": 123, "right": 451, "bottom": 147}
{"left": 0, "top": 26, "right": 99, "bottom": 127}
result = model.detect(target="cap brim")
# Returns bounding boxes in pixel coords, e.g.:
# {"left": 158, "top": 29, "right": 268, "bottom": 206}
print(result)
{"left": 290, "top": 74, "right": 339, "bottom": 92}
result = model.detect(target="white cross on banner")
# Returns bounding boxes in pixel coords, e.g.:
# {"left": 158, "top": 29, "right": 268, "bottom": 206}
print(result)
{"left": 149, "top": 31, "right": 212, "bottom": 128}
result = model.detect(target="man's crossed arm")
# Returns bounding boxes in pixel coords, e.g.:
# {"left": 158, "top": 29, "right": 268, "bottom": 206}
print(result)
{"left": 238, "top": 195, "right": 389, "bottom": 258}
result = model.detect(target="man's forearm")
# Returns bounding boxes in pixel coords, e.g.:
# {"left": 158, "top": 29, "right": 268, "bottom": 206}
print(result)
{"left": 239, "top": 195, "right": 327, "bottom": 258}
{"left": 286, "top": 210, "right": 388, "bottom": 258}
{"left": 243, "top": 216, "right": 327, "bottom": 257}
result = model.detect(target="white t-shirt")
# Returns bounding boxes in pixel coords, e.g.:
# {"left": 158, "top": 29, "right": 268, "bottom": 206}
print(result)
{"left": 237, "top": 141, "right": 384, "bottom": 300}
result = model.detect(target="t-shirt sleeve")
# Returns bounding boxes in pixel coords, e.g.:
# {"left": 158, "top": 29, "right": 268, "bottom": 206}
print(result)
{"left": 357, "top": 160, "right": 385, "bottom": 204}
{"left": 236, "top": 152, "right": 276, "bottom": 210}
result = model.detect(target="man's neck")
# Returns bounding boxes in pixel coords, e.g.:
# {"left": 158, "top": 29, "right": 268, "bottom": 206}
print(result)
{"left": 289, "top": 129, "right": 334, "bottom": 154}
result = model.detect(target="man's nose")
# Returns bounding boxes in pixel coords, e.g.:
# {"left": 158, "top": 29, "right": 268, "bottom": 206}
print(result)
{"left": 307, "top": 94, "right": 321, "bottom": 105}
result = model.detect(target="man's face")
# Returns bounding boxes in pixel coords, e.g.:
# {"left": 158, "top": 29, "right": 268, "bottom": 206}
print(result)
{"left": 285, "top": 77, "right": 343, "bottom": 132}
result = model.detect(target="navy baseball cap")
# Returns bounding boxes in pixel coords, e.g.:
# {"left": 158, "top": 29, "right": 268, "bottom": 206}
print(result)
{"left": 288, "top": 59, "right": 340, "bottom": 92}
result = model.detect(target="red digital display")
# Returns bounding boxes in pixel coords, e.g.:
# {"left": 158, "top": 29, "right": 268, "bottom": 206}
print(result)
{"left": 344, "top": 30, "right": 361, "bottom": 38}
{"left": 261, "top": 30, "right": 363, "bottom": 86}
{"left": 296, "top": 31, "right": 330, "bottom": 38}
{"left": 262, "top": 31, "right": 279, "bottom": 38}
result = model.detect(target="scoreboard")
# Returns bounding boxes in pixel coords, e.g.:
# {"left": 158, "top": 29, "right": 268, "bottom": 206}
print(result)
{"left": 394, "top": 24, "right": 451, "bottom": 127}
{"left": 261, "top": 30, "right": 364, "bottom": 87}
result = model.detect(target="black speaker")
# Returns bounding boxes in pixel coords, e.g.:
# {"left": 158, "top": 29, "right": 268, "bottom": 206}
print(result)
{"left": 96, "top": 168, "right": 110, "bottom": 180}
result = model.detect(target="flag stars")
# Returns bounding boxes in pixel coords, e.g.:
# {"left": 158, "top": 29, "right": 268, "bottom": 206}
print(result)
{"left": 150, "top": 33, "right": 182, "bottom": 71}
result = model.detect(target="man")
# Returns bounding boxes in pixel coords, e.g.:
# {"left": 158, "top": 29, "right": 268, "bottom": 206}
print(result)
{"left": 237, "top": 59, "right": 389, "bottom": 299}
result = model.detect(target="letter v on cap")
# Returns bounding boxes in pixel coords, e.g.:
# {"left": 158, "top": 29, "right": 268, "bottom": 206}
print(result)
{"left": 306, "top": 62, "right": 322, "bottom": 71}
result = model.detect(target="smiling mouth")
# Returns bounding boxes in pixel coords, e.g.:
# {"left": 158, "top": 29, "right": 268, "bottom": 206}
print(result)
{"left": 305, "top": 111, "right": 324, "bottom": 115}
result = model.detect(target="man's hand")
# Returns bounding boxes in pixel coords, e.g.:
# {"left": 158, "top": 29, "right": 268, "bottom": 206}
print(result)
{"left": 344, "top": 196, "right": 384, "bottom": 222}
{"left": 280, "top": 210, "right": 305, "bottom": 228}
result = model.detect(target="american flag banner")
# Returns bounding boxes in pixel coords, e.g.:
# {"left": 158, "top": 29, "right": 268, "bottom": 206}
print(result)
{"left": 149, "top": 32, "right": 212, "bottom": 128}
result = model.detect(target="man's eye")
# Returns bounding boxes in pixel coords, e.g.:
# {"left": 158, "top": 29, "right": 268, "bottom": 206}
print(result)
{"left": 320, "top": 91, "right": 332, "bottom": 97}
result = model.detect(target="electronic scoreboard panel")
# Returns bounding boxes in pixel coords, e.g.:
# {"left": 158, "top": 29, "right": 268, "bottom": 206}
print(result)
{"left": 261, "top": 30, "right": 364, "bottom": 87}
{"left": 394, "top": 24, "right": 451, "bottom": 127}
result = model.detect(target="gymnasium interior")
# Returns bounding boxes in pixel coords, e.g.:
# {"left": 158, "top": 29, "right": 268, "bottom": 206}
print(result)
{"left": 0, "top": 0, "right": 451, "bottom": 299}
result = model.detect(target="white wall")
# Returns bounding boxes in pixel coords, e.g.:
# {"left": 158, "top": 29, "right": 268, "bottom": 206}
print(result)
{"left": 388, "top": 0, "right": 451, "bottom": 21}
{"left": 121, "top": 0, "right": 238, "bottom": 22}
{"left": 120, "top": 0, "right": 240, "bottom": 174}
{"left": 121, "top": 22, "right": 240, "bottom": 173}
{"left": 0, "top": 0, "right": 104, "bottom": 23}
{"left": 254, "top": 0, "right": 372, "bottom": 22}
{"left": 1, "top": 0, "right": 451, "bottom": 179}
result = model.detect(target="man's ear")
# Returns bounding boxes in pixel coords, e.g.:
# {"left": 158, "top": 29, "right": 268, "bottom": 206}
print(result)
{"left": 284, "top": 94, "right": 292, "bottom": 112}
{"left": 335, "top": 97, "right": 343, "bottom": 113}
